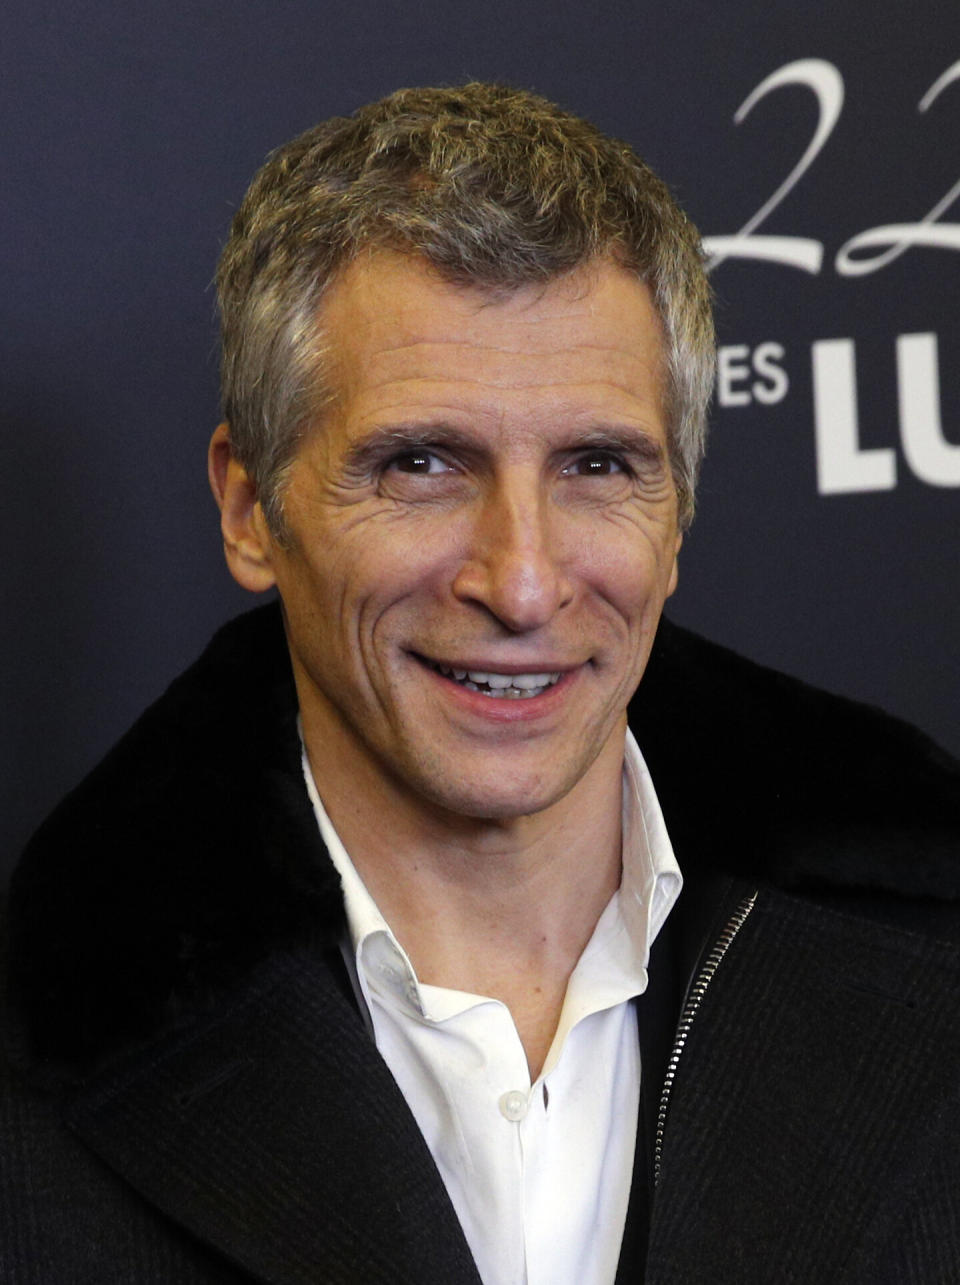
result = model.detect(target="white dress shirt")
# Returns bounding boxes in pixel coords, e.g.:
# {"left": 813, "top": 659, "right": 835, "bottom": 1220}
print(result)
{"left": 302, "top": 730, "right": 681, "bottom": 1285}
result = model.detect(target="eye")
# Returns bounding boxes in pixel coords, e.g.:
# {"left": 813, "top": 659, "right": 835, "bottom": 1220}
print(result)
{"left": 561, "top": 450, "right": 628, "bottom": 477}
{"left": 377, "top": 445, "right": 465, "bottom": 501}
{"left": 387, "top": 449, "right": 454, "bottom": 475}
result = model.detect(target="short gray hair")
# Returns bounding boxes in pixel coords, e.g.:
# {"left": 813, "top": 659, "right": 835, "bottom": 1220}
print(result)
{"left": 216, "top": 82, "right": 714, "bottom": 534}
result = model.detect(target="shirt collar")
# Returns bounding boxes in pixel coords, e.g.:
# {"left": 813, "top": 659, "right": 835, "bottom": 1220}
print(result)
{"left": 299, "top": 738, "right": 402, "bottom": 968}
{"left": 619, "top": 728, "right": 683, "bottom": 953}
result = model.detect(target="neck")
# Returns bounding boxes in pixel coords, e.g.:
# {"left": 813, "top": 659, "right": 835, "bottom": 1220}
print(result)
{"left": 303, "top": 721, "right": 626, "bottom": 1078}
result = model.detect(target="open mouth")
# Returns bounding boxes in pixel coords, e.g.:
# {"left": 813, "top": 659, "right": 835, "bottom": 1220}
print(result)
{"left": 426, "top": 660, "right": 562, "bottom": 700}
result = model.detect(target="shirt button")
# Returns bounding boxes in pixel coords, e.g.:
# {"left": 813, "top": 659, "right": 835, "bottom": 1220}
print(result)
{"left": 499, "top": 1090, "right": 528, "bottom": 1122}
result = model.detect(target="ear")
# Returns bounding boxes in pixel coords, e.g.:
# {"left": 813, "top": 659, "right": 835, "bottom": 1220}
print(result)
{"left": 208, "top": 423, "right": 277, "bottom": 593}
{"left": 666, "top": 531, "right": 682, "bottom": 598}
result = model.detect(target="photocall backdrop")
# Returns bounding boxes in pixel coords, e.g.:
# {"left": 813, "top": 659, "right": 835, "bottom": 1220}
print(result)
{"left": 3, "top": 0, "right": 958, "bottom": 884}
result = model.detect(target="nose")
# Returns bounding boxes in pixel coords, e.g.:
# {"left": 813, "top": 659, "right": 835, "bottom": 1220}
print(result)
{"left": 451, "top": 472, "right": 574, "bottom": 632}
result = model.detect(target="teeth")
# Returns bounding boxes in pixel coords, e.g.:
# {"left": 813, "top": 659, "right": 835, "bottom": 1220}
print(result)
{"left": 432, "top": 662, "right": 562, "bottom": 697}
{"left": 471, "top": 671, "right": 512, "bottom": 688}
{"left": 462, "top": 669, "right": 559, "bottom": 688}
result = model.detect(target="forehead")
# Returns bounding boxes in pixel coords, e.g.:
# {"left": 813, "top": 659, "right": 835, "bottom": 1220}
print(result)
{"left": 316, "top": 250, "right": 667, "bottom": 439}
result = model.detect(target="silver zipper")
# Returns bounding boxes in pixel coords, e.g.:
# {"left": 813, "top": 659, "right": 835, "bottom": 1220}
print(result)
{"left": 653, "top": 889, "right": 758, "bottom": 1187}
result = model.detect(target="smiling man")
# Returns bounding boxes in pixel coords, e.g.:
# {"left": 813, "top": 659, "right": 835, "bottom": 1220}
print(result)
{"left": 4, "top": 84, "right": 960, "bottom": 1285}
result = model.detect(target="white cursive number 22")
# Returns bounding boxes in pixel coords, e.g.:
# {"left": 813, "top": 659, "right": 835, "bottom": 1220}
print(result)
{"left": 702, "top": 59, "right": 960, "bottom": 277}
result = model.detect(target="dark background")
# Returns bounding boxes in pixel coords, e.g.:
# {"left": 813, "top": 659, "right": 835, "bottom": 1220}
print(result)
{"left": 4, "top": 1, "right": 958, "bottom": 884}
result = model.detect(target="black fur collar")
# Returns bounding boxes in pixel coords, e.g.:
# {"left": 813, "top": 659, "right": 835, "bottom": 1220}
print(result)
{"left": 633, "top": 621, "right": 960, "bottom": 901}
{"left": 7, "top": 605, "right": 342, "bottom": 1072}
{"left": 7, "top": 603, "right": 959, "bottom": 1073}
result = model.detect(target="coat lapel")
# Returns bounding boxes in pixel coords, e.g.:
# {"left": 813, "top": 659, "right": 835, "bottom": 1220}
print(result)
{"left": 65, "top": 946, "right": 483, "bottom": 1285}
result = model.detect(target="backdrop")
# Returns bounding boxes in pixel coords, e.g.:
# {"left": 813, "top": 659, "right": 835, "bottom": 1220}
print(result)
{"left": 4, "top": 0, "right": 958, "bottom": 883}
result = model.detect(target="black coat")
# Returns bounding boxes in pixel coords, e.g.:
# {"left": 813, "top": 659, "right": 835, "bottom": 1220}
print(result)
{"left": 3, "top": 604, "right": 959, "bottom": 1283}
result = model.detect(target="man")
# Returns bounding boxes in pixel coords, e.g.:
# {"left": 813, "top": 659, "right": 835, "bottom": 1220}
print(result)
{"left": 3, "top": 84, "right": 959, "bottom": 1284}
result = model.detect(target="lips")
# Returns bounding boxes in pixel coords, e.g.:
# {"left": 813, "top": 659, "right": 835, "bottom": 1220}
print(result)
{"left": 427, "top": 660, "right": 562, "bottom": 699}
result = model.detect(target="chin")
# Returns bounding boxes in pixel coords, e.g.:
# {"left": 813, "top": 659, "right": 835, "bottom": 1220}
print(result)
{"left": 410, "top": 764, "right": 576, "bottom": 826}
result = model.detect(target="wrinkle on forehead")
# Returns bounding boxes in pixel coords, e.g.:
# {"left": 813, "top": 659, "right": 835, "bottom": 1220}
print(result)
{"left": 318, "top": 250, "right": 667, "bottom": 415}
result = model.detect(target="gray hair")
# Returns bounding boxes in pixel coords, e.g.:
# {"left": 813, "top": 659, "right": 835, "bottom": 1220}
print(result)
{"left": 216, "top": 82, "right": 714, "bottom": 535}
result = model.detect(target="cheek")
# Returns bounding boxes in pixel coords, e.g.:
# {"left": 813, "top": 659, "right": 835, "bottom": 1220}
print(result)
{"left": 326, "top": 537, "right": 456, "bottom": 661}
{"left": 577, "top": 524, "right": 676, "bottom": 613}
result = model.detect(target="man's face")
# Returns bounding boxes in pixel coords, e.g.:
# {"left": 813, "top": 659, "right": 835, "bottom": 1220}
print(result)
{"left": 251, "top": 251, "right": 680, "bottom": 823}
